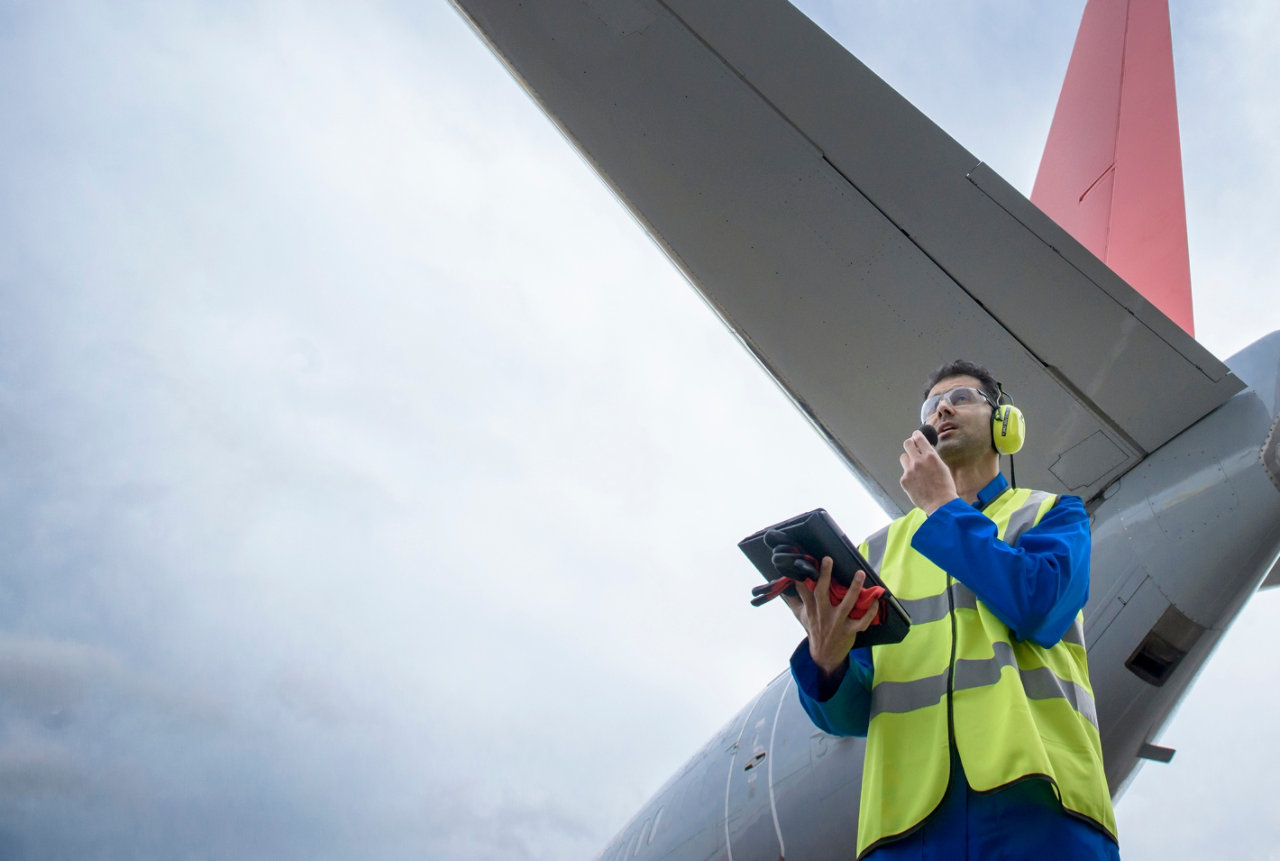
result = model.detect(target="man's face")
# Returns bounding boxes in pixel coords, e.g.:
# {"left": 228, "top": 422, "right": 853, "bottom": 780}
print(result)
{"left": 922, "top": 375, "right": 994, "bottom": 465}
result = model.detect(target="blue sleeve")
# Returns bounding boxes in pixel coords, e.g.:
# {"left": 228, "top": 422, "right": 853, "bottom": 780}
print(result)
{"left": 910, "top": 495, "right": 1091, "bottom": 648}
{"left": 789, "top": 640, "right": 875, "bottom": 737}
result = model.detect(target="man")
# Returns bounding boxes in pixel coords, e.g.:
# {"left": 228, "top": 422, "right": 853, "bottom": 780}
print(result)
{"left": 785, "top": 360, "right": 1119, "bottom": 860}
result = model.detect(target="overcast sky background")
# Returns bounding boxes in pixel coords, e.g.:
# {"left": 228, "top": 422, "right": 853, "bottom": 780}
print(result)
{"left": 1, "top": 1, "right": 1278, "bottom": 858}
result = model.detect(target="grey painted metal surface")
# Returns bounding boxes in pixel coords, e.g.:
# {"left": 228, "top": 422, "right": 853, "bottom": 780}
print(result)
{"left": 451, "top": 0, "right": 1242, "bottom": 516}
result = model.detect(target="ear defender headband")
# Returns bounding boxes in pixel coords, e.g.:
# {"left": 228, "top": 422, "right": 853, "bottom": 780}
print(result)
{"left": 990, "top": 384, "right": 1026, "bottom": 456}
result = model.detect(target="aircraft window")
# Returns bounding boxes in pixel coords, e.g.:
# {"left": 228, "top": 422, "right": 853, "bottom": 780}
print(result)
{"left": 648, "top": 806, "right": 663, "bottom": 844}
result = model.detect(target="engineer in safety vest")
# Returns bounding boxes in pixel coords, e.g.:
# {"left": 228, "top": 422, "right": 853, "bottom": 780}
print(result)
{"left": 784, "top": 360, "right": 1120, "bottom": 860}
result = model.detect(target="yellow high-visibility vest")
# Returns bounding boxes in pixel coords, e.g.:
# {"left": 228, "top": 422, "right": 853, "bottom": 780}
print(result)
{"left": 854, "top": 487, "right": 1117, "bottom": 859}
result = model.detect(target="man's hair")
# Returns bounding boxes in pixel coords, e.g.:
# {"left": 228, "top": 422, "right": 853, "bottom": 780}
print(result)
{"left": 922, "top": 359, "right": 1000, "bottom": 405}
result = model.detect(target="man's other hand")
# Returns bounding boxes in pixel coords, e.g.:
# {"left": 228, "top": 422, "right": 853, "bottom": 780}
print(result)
{"left": 782, "top": 557, "right": 881, "bottom": 676}
{"left": 899, "top": 430, "right": 959, "bottom": 515}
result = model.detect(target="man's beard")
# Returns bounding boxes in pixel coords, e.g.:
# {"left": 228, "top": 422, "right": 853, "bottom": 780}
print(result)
{"left": 936, "top": 429, "right": 990, "bottom": 467}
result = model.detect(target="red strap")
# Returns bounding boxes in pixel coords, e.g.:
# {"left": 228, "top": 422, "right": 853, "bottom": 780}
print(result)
{"left": 803, "top": 579, "right": 886, "bottom": 623}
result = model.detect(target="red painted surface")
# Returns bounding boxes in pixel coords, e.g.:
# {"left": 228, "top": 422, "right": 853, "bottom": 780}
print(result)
{"left": 1031, "top": 0, "right": 1194, "bottom": 335}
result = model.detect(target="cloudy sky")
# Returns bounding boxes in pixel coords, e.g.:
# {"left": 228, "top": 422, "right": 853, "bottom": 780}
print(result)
{"left": 1, "top": 1, "right": 1277, "bottom": 858}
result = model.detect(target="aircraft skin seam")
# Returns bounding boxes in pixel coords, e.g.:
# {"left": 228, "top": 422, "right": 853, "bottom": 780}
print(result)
{"left": 628, "top": 1, "right": 941, "bottom": 519}
{"left": 722, "top": 687, "right": 766, "bottom": 861}
{"left": 766, "top": 677, "right": 791, "bottom": 857}
{"left": 654, "top": 0, "right": 826, "bottom": 159}
{"left": 1038, "top": 363, "right": 1147, "bottom": 457}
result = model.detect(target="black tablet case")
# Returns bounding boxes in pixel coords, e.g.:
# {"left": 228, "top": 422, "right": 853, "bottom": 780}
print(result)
{"left": 739, "top": 508, "right": 911, "bottom": 647}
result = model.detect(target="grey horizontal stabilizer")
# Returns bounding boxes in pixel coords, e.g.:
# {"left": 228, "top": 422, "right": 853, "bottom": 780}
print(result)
{"left": 451, "top": 0, "right": 1243, "bottom": 513}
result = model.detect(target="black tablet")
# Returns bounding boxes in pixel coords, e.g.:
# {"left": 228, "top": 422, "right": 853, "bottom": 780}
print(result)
{"left": 739, "top": 508, "right": 911, "bottom": 647}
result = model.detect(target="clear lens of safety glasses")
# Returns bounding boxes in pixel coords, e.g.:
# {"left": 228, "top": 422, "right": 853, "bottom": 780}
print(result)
{"left": 920, "top": 386, "right": 990, "bottom": 422}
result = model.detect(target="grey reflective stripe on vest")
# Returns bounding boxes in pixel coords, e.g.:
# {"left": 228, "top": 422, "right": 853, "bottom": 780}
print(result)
{"left": 1003, "top": 490, "right": 1056, "bottom": 546}
{"left": 864, "top": 526, "right": 890, "bottom": 573}
{"left": 870, "top": 640, "right": 1098, "bottom": 728}
{"left": 952, "top": 582, "right": 977, "bottom": 612}
{"left": 1020, "top": 665, "right": 1099, "bottom": 729}
{"left": 899, "top": 582, "right": 979, "bottom": 625}
{"left": 1062, "top": 617, "right": 1085, "bottom": 647}
{"left": 870, "top": 670, "right": 948, "bottom": 716}
{"left": 952, "top": 639, "right": 1017, "bottom": 691}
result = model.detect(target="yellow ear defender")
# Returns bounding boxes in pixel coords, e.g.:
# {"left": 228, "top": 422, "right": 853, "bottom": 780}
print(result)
{"left": 991, "top": 387, "right": 1026, "bottom": 456}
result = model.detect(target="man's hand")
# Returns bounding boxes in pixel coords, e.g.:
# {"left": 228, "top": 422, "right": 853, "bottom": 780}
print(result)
{"left": 782, "top": 557, "right": 881, "bottom": 677}
{"left": 899, "top": 430, "right": 958, "bottom": 515}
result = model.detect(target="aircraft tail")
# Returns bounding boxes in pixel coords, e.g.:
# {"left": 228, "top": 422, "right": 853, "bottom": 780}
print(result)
{"left": 1031, "top": 0, "right": 1194, "bottom": 335}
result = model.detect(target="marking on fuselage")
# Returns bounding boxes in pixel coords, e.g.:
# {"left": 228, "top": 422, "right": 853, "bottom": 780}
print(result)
{"left": 1263, "top": 414, "right": 1280, "bottom": 493}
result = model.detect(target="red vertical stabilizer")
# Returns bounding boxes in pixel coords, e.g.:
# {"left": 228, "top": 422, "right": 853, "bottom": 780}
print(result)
{"left": 1031, "top": 0, "right": 1194, "bottom": 334}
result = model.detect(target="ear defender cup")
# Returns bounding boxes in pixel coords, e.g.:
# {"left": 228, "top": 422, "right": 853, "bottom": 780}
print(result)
{"left": 992, "top": 404, "right": 1026, "bottom": 455}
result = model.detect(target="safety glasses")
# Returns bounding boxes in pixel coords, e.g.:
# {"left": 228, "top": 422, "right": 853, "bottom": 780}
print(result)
{"left": 920, "top": 386, "right": 994, "bottom": 422}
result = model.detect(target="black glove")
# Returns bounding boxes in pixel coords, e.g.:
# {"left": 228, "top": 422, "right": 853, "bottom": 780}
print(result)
{"left": 749, "top": 529, "right": 818, "bottom": 606}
